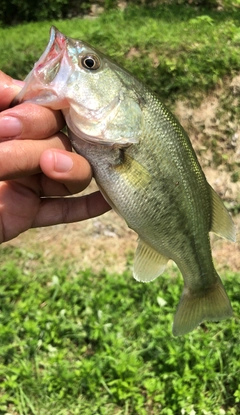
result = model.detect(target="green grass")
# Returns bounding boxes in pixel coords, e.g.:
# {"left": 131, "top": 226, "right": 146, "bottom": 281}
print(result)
{"left": 1, "top": 5, "right": 240, "bottom": 102}
{"left": 0, "top": 246, "right": 240, "bottom": 414}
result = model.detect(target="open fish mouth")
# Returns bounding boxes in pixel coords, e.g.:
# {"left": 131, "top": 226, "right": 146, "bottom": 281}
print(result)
{"left": 13, "top": 27, "right": 71, "bottom": 107}
{"left": 35, "top": 26, "right": 66, "bottom": 84}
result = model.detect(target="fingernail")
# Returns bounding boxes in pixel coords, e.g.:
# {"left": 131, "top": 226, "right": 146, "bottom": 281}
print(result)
{"left": 54, "top": 152, "right": 73, "bottom": 172}
{"left": 0, "top": 116, "right": 23, "bottom": 138}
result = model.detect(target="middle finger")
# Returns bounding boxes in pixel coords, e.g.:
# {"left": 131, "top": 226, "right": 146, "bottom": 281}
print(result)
{"left": 0, "top": 132, "right": 71, "bottom": 180}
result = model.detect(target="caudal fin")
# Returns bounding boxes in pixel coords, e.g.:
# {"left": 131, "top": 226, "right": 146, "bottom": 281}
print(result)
{"left": 172, "top": 275, "right": 232, "bottom": 336}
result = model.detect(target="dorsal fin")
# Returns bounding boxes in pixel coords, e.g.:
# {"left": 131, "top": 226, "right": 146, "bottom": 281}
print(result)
{"left": 210, "top": 185, "right": 236, "bottom": 242}
{"left": 133, "top": 238, "right": 169, "bottom": 282}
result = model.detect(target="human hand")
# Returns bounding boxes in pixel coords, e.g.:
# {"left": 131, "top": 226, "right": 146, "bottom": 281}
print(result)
{"left": 0, "top": 71, "right": 111, "bottom": 243}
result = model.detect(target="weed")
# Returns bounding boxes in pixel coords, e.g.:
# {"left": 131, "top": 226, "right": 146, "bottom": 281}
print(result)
{"left": 1, "top": 6, "right": 240, "bottom": 103}
{"left": 0, "top": 247, "right": 240, "bottom": 414}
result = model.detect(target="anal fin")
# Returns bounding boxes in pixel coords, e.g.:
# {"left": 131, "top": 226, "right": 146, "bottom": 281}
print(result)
{"left": 133, "top": 238, "right": 169, "bottom": 282}
{"left": 172, "top": 273, "right": 233, "bottom": 336}
{"left": 210, "top": 185, "right": 236, "bottom": 242}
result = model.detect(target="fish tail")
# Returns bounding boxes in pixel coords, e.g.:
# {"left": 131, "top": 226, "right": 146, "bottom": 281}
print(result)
{"left": 172, "top": 274, "right": 232, "bottom": 336}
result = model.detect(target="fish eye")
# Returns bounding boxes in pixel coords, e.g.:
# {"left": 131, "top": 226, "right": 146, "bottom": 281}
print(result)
{"left": 80, "top": 54, "right": 100, "bottom": 70}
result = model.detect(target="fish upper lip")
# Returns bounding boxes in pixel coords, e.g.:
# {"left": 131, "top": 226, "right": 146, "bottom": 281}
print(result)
{"left": 34, "top": 26, "right": 67, "bottom": 84}
{"left": 39, "top": 26, "right": 65, "bottom": 66}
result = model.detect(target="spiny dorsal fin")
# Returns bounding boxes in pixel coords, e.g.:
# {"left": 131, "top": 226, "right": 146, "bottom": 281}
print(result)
{"left": 210, "top": 185, "right": 236, "bottom": 242}
{"left": 133, "top": 238, "right": 169, "bottom": 282}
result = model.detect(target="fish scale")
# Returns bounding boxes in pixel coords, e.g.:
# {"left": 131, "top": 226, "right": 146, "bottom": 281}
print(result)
{"left": 14, "top": 26, "right": 236, "bottom": 335}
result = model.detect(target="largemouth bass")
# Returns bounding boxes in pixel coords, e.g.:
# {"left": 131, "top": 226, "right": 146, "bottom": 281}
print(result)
{"left": 15, "top": 27, "right": 236, "bottom": 335}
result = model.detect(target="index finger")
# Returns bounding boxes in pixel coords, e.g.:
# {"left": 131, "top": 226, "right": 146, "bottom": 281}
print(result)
{"left": 0, "top": 102, "right": 65, "bottom": 140}
{"left": 0, "top": 71, "right": 65, "bottom": 139}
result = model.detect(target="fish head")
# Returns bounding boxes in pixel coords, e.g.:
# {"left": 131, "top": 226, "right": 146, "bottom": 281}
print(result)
{"left": 15, "top": 26, "right": 143, "bottom": 146}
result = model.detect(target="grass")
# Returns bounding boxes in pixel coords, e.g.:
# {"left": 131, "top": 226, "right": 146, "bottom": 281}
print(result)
{"left": 0, "top": 5, "right": 240, "bottom": 103}
{"left": 0, "top": 246, "right": 240, "bottom": 414}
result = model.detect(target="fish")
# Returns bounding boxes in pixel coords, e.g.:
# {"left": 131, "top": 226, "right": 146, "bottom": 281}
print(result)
{"left": 14, "top": 26, "right": 236, "bottom": 335}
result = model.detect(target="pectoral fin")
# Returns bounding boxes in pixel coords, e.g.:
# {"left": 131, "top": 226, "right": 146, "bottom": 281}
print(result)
{"left": 114, "top": 152, "right": 151, "bottom": 189}
{"left": 133, "top": 239, "right": 169, "bottom": 282}
{"left": 210, "top": 185, "right": 236, "bottom": 242}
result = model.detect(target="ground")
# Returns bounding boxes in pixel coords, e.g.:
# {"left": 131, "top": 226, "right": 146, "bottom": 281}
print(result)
{"left": 3, "top": 76, "right": 240, "bottom": 274}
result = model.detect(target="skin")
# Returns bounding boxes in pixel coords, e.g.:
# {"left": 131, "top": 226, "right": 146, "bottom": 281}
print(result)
{"left": 0, "top": 70, "right": 110, "bottom": 244}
